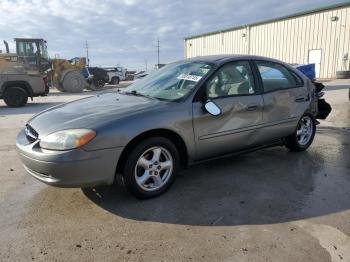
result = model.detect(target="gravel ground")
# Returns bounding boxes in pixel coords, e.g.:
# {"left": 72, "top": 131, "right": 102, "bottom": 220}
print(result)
{"left": 0, "top": 81, "right": 349, "bottom": 262}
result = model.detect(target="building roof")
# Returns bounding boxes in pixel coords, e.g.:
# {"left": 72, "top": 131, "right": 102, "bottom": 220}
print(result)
{"left": 184, "top": 1, "right": 350, "bottom": 40}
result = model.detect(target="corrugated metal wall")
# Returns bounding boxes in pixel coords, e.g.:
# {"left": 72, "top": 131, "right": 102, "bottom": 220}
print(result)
{"left": 184, "top": 5, "right": 350, "bottom": 79}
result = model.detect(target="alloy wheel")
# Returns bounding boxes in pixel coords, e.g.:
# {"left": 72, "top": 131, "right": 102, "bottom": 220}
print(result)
{"left": 296, "top": 116, "right": 313, "bottom": 146}
{"left": 134, "top": 146, "right": 173, "bottom": 192}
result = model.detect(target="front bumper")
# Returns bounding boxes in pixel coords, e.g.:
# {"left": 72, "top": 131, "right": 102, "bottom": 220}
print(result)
{"left": 16, "top": 129, "right": 124, "bottom": 188}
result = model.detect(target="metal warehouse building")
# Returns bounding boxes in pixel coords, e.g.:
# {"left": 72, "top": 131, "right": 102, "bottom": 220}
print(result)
{"left": 184, "top": 2, "right": 350, "bottom": 79}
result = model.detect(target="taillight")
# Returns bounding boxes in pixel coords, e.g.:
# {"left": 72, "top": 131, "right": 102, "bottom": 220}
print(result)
{"left": 43, "top": 76, "right": 48, "bottom": 86}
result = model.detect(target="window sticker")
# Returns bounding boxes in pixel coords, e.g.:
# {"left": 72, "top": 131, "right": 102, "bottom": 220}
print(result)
{"left": 177, "top": 74, "right": 202, "bottom": 82}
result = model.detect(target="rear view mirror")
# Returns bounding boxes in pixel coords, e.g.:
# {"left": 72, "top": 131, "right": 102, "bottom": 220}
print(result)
{"left": 205, "top": 101, "right": 221, "bottom": 116}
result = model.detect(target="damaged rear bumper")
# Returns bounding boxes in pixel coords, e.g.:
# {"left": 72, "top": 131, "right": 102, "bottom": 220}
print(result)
{"left": 314, "top": 82, "right": 332, "bottom": 120}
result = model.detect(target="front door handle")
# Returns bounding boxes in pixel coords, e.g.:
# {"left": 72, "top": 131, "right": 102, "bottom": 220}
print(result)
{"left": 246, "top": 105, "right": 258, "bottom": 111}
{"left": 295, "top": 95, "right": 310, "bottom": 102}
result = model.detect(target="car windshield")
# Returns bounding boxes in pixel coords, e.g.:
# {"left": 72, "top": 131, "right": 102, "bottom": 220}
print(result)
{"left": 124, "top": 61, "right": 212, "bottom": 101}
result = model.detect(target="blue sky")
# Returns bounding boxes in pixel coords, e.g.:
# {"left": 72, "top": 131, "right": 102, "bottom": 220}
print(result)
{"left": 0, "top": 0, "right": 346, "bottom": 71}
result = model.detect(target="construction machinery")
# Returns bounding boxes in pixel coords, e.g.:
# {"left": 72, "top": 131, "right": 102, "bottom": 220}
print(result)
{"left": 15, "top": 38, "right": 51, "bottom": 72}
{"left": 50, "top": 57, "right": 88, "bottom": 93}
{"left": 1, "top": 38, "right": 92, "bottom": 93}
{"left": 0, "top": 38, "right": 50, "bottom": 73}
{"left": 0, "top": 39, "right": 49, "bottom": 107}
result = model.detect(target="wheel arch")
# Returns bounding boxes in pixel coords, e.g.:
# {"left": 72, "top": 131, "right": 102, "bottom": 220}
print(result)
{"left": 1, "top": 81, "right": 34, "bottom": 98}
{"left": 303, "top": 108, "right": 317, "bottom": 119}
{"left": 116, "top": 128, "right": 188, "bottom": 175}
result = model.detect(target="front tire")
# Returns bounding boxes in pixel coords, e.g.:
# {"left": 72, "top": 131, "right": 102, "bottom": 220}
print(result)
{"left": 3, "top": 87, "right": 28, "bottom": 107}
{"left": 122, "top": 137, "right": 179, "bottom": 199}
{"left": 285, "top": 113, "right": 316, "bottom": 152}
{"left": 62, "top": 70, "right": 86, "bottom": 93}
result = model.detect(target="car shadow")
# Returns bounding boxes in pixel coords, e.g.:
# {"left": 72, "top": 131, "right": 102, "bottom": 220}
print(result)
{"left": 0, "top": 102, "right": 63, "bottom": 116}
{"left": 324, "top": 85, "right": 349, "bottom": 91}
{"left": 82, "top": 130, "right": 350, "bottom": 226}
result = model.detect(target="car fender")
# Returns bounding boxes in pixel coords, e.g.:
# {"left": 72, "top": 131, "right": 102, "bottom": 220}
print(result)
{"left": 82, "top": 104, "right": 196, "bottom": 158}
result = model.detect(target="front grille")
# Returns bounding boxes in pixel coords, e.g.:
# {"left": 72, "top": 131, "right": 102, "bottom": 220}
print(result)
{"left": 25, "top": 124, "right": 39, "bottom": 143}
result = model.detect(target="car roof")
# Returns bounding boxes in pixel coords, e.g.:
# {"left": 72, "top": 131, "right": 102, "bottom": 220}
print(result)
{"left": 185, "top": 55, "right": 285, "bottom": 65}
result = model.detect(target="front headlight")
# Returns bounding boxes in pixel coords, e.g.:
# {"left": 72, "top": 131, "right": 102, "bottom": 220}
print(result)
{"left": 39, "top": 129, "right": 96, "bottom": 151}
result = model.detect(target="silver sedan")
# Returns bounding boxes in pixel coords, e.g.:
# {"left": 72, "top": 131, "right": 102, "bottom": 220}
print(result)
{"left": 16, "top": 55, "right": 330, "bottom": 198}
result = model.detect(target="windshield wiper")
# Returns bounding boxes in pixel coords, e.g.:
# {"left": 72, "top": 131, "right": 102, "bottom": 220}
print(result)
{"left": 122, "top": 90, "right": 156, "bottom": 100}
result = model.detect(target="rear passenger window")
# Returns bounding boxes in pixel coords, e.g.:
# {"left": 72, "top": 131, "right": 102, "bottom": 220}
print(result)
{"left": 256, "top": 61, "right": 297, "bottom": 92}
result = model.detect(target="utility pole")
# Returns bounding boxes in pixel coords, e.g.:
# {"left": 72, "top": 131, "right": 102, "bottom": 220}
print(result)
{"left": 156, "top": 38, "right": 160, "bottom": 66}
{"left": 85, "top": 40, "right": 90, "bottom": 66}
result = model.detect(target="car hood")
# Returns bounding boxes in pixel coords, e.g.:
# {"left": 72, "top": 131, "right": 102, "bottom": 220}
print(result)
{"left": 28, "top": 92, "right": 165, "bottom": 137}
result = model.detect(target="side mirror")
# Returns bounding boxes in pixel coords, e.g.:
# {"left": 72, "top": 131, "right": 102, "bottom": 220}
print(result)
{"left": 204, "top": 101, "right": 221, "bottom": 116}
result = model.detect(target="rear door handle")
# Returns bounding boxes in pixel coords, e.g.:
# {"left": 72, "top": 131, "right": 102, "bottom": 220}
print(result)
{"left": 295, "top": 95, "right": 310, "bottom": 102}
{"left": 246, "top": 105, "right": 258, "bottom": 111}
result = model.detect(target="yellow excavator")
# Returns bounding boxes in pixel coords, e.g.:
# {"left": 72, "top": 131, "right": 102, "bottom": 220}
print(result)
{"left": 1, "top": 38, "right": 89, "bottom": 93}
{"left": 49, "top": 57, "right": 88, "bottom": 92}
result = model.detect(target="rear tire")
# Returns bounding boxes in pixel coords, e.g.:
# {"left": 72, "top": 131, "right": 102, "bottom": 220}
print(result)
{"left": 3, "top": 87, "right": 28, "bottom": 107}
{"left": 111, "top": 77, "right": 120, "bottom": 85}
{"left": 89, "top": 79, "right": 105, "bottom": 91}
{"left": 52, "top": 76, "right": 65, "bottom": 92}
{"left": 122, "top": 137, "right": 179, "bottom": 199}
{"left": 285, "top": 113, "right": 316, "bottom": 152}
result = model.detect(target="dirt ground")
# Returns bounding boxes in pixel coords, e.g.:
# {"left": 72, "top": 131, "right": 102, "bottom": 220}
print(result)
{"left": 0, "top": 81, "right": 349, "bottom": 262}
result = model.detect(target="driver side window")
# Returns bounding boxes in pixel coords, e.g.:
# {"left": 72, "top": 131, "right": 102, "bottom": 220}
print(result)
{"left": 206, "top": 61, "right": 256, "bottom": 99}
